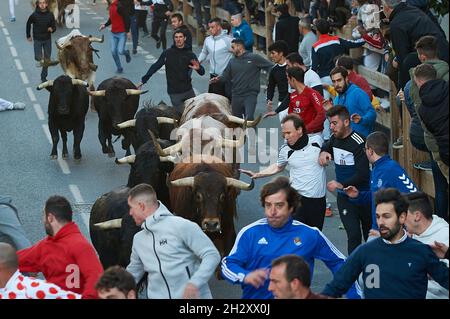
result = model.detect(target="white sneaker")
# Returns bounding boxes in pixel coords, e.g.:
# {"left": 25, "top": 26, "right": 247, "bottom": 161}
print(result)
{"left": 12, "top": 102, "right": 26, "bottom": 110}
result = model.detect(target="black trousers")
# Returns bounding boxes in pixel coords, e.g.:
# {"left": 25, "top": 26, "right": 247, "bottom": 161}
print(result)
{"left": 337, "top": 193, "right": 372, "bottom": 255}
{"left": 208, "top": 74, "right": 227, "bottom": 97}
{"left": 293, "top": 195, "right": 326, "bottom": 231}
{"left": 151, "top": 15, "right": 168, "bottom": 49}
{"left": 136, "top": 9, "right": 149, "bottom": 34}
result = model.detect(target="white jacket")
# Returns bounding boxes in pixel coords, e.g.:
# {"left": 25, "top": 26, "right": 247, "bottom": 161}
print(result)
{"left": 412, "top": 215, "right": 449, "bottom": 299}
{"left": 198, "top": 32, "right": 233, "bottom": 76}
{"left": 126, "top": 201, "right": 221, "bottom": 299}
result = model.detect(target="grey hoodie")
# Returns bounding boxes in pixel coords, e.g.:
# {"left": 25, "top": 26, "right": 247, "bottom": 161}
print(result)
{"left": 412, "top": 215, "right": 449, "bottom": 299}
{"left": 126, "top": 201, "right": 220, "bottom": 299}
{"left": 198, "top": 32, "right": 233, "bottom": 76}
{"left": 221, "top": 51, "right": 274, "bottom": 96}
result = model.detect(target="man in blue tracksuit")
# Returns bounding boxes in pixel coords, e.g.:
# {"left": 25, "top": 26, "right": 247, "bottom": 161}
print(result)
{"left": 322, "top": 188, "right": 449, "bottom": 299}
{"left": 330, "top": 66, "right": 376, "bottom": 137}
{"left": 221, "top": 176, "right": 361, "bottom": 299}
{"left": 344, "top": 131, "right": 418, "bottom": 231}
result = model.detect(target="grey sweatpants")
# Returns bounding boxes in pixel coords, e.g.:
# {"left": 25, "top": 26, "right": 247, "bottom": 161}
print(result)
{"left": 231, "top": 93, "right": 258, "bottom": 121}
{"left": 0, "top": 196, "right": 31, "bottom": 250}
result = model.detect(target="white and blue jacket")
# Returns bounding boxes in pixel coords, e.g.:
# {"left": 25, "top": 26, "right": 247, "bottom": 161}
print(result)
{"left": 221, "top": 217, "right": 361, "bottom": 299}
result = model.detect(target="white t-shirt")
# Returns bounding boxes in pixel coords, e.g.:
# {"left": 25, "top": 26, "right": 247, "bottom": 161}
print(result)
{"left": 288, "top": 69, "right": 323, "bottom": 93}
{"left": 277, "top": 142, "right": 326, "bottom": 198}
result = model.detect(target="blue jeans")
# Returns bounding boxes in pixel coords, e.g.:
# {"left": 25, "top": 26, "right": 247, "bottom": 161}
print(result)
{"left": 110, "top": 32, "right": 128, "bottom": 70}
{"left": 130, "top": 14, "right": 138, "bottom": 51}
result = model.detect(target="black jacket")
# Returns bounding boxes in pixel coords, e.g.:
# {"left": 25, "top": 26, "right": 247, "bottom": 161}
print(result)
{"left": 26, "top": 9, "right": 56, "bottom": 41}
{"left": 274, "top": 14, "right": 300, "bottom": 53}
{"left": 418, "top": 79, "right": 449, "bottom": 165}
{"left": 141, "top": 45, "right": 205, "bottom": 94}
{"left": 389, "top": 2, "right": 449, "bottom": 64}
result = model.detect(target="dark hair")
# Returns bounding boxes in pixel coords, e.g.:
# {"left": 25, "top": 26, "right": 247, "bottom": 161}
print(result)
{"left": 173, "top": 29, "right": 187, "bottom": 38}
{"left": 171, "top": 13, "right": 183, "bottom": 22}
{"left": 413, "top": 64, "right": 437, "bottom": 82}
{"left": 326, "top": 105, "right": 350, "bottom": 121}
{"left": 286, "top": 66, "right": 305, "bottom": 83}
{"left": 260, "top": 176, "right": 301, "bottom": 210}
{"left": 268, "top": 40, "right": 289, "bottom": 57}
{"left": 374, "top": 188, "right": 409, "bottom": 218}
{"left": 314, "top": 18, "right": 330, "bottom": 35}
{"left": 366, "top": 131, "right": 389, "bottom": 156}
{"left": 415, "top": 36, "right": 438, "bottom": 59}
{"left": 281, "top": 113, "right": 307, "bottom": 133}
{"left": 45, "top": 196, "right": 72, "bottom": 223}
{"left": 299, "top": 17, "right": 312, "bottom": 29}
{"left": 405, "top": 192, "right": 433, "bottom": 220}
{"left": 336, "top": 55, "right": 354, "bottom": 71}
{"left": 330, "top": 66, "right": 348, "bottom": 79}
{"left": 221, "top": 19, "right": 231, "bottom": 34}
{"left": 129, "top": 183, "right": 157, "bottom": 202}
{"left": 286, "top": 52, "right": 304, "bottom": 66}
{"left": 95, "top": 266, "right": 136, "bottom": 296}
{"left": 208, "top": 17, "right": 222, "bottom": 25}
{"left": 275, "top": 3, "right": 289, "bottom": 15}
{"left": 272, "top": 254, "right": 311, "bottom": 287}
{"left": 231, "top": 38, "right": 245, "bottom": 47}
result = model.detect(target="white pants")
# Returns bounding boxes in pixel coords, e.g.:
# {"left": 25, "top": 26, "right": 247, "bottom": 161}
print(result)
{"left": 0, "top": 98, "right": 14, "bottom": 111}
{"left": 9, "top": 0, "right": 17, "bottom": 18}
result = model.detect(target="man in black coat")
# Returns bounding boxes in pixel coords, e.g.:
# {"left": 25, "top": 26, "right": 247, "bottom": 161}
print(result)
{"left": 414, "top": 64, "right": 449, "bottom": 182}
{"left": 382, "top": 0, "right": 449, "bottom": 89}
{"left": 273, "top": 4, "right": 300, "bottom": 54}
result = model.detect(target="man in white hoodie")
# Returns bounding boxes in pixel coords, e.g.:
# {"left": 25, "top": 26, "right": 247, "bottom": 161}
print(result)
{"left": 404, "top": 191, "right": 449, "bottom": 299}
{"left": 198, "top": 17, "right": 233, "bottom": 97}
{"left": 126, "top": 183, "right": 221, "bottom": 299}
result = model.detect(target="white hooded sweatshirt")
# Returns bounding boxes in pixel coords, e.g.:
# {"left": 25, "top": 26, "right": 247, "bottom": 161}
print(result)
{"left": 126, "top": 201, "right": 221, "bottom": 299}
{"left": 412, "top": 215, "right": 449, "bottom": 299}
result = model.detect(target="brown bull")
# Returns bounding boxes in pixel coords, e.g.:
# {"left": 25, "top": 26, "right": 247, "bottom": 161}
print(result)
{"left": 168, "top": 155, "right": 254, "bottom": 258}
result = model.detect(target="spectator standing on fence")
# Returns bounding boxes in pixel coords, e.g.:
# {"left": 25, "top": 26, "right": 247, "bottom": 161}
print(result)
{"left": 210, "top": 39, "right": 273, "bottom": 121}
{"left": 404, "top": 192, "right": 449, "bottom": 299}
{"left": 414, "top": 64, "right": 449, "bottom": 183}
{"left": 272, "top": 4, "right": 300, "bottom": 54}
{"left": 319, "top": 106, "right": 372, "bottom": 254}
{"left": 170, "top": 13, "right": 193, "bottom": 50}
{"left": 198, "top": 17, "right": 233, "bottom": 97}
{"left": 266, "top": 41, "right": 289, "bottom": 115}
{"left": 298, "top": 16, "right": 317, "bottom": 69}
{"left": 381, "top": 0, "right": 449, "bottom": 89}
{"left": 230, "top": 13, "right": 254, "bottom": 52}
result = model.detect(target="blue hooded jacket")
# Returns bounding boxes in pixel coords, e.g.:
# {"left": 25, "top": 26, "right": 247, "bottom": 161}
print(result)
{"left": 232, "top": 20, "right": 254, "bottom": 52}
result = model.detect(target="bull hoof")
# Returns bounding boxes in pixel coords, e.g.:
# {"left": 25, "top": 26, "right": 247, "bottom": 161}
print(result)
{"left": 108, "top": 152, "right": 115, "bottom": 158}
{"left": 50, "top": 155, "right": 57, "bottom": 160}
{"left": 62, "top": 153, "right": 68, "bottom": 160}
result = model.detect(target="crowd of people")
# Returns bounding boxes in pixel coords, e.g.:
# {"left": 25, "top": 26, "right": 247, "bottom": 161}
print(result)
{"left": 1, "top": 0, "right": 449, "bottom": 299}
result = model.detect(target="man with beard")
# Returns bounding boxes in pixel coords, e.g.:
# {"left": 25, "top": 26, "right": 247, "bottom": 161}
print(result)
{"left": 16, "top": 196, "right": 103, "bottom": 299}
{"left": 322, "top": 188, "right": 449, "bottom": 299}
{"left": 329, "top": 66, "right": 376, "bottom": 137}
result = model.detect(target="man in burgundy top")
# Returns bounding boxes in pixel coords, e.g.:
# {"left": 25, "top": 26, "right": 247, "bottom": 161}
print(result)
{"left": 269, "top": 254, "right": 331, "bottom": 299}
{"left": 100, "top": 0, "right": 132, "bottom": 73}
{"left": 336, "top": 55, "right": 373, "bottom": 100}
{"left": 265, "top": 67, "right": 326, "bottom": 145}
{"left": 17, "top": 196, "right": 103, "bottom": 299}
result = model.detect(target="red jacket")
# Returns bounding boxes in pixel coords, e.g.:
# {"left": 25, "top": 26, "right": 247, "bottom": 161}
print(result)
{"left": 17, "top": 222, "right": 103, "bottom": 299}
{"left": 348, "top": 71, "right": 373, "bottom": 100}
{"left": 108, "top": 0, "right": 126, "bottom": 33}
{"left": 288, "top": 86, "right": 326, "bottom": 134}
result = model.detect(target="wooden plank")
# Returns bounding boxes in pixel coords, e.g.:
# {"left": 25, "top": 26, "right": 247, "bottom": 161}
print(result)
{"left": 420, "top": 170, "right": 435, "bottom": 197}
{"left": 356, "top": 65, "right": 392, "bottom": 92}
{"left": 251, "top": 23, "right": 266, "bottom": 37}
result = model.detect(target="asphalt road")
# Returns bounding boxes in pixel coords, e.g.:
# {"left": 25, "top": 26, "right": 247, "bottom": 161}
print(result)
{"left": 0, "top": 0, "right": 348, "bottom": 299}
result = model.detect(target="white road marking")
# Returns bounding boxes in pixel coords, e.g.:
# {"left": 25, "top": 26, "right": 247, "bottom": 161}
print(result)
{"left": 92, "top": 16, "right": 104, "bottom": 20}
{"left": 14, "top": 59, "right": 23, "bottom": 71}
{"left": 145, "top": 54, "right": 155, "bottom": 59}
{"left": 2, "top": 28, "right": 9, "bottom": 36}
{"left": 33, "top": 103, "right": 45, "bottom": 120}
{"left": 6, "top": 36, "right": 12, "bottom": 46}
{"left": 20, "top": 72, "right": 29, "bottom": 84}
{"left": 0, "top": 21, "right": 4, "bottom": 27}
{"left": 42, "top": 124, "right": 71, "bottom": 174}
{"left": 26, "top": 87, "right": 37, "bottom": 102}
{"left": 10, "top": 46, "right": 17, "bottom": 57}
{"left": 86, "top": 11, "right": 97, "bottom": 15}
{"left": 69, "top": 184, "right": 85, "bottom": 203}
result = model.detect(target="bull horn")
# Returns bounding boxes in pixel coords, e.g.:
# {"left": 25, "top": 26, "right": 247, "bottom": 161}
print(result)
{"left": 71, "top": 79, "right": 89, "bottom": 87}
{"left": 148, "top": 129, "right": 182, "bottom": 156}
{"left": 169, "top": 177, "right": 195, "bottom": 188}
{"left": 159, "top": 155, "right": 177, "bottom": 162}
{"left": 117, "top": 119, "right": 136, "bottom": 129}
{"left": 89, "top": 34, "right": 104, "bottom": 43}
{"left": 94, "top": 218, "right": 122, "bottom": 230}
{"left": 226, "top": 177, "right": 254, "bottom": 190}
{"left": 157, "top": 117, "right": 178, "bottom": 125}
{"left": 37, "top": 80, "right": 54, "bottom": 90}
{"left": 115, "top": 155, "right": 136, "bottom": 164}
{"left": 226, "top": 114, "right": 262, "bottom": 128}
{"left": 217, "top": 126, "right": 246, "bottom": 149}
{"left": 126, "top": 89, "right": 149, "bottom": 95}
{"left": 89, "top": 63, "right": 98, "bottom": 71}
{"left": 88, "top": 90, "right": 106, "bottom": 96}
